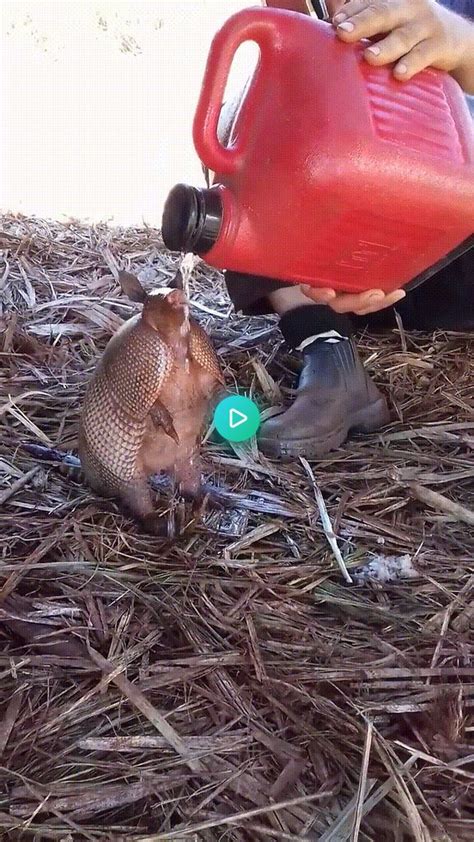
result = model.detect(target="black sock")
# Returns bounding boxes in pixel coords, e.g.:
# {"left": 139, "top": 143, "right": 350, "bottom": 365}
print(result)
{"left": 279, "top": 305, "right": 353, "bottom": 350}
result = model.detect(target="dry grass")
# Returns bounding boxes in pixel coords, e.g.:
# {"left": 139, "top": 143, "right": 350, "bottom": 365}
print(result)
{"left": 0, "top": 213, "right": 473, "bottom": 841}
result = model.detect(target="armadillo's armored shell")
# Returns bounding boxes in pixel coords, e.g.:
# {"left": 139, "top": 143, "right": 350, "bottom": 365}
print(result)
{"left": 190, "top": 321, "right": 224, "bottom": 385}
{"left": 79, "top": 368, "right": 147, "bottom": 492}
{"left": 79, "top": 318, "right": 174, "bottom": 492}
{"left": 104, "top": 320, "right": 174, "bottom": 418}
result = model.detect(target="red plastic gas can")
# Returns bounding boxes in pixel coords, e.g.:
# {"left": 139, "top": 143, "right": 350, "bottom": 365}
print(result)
{"left": 162, "top": 7, "right": 474, "bottom": 293}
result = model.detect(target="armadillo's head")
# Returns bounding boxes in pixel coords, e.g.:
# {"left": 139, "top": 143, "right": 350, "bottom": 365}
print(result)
{"left": 142, "top": 288, "right": 188, "bottom": 335}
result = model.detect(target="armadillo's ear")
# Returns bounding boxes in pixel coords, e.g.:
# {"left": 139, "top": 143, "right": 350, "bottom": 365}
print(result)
{"left": 168, "top": 269, "right": 184, "bottom": 290}
{"left": 118, "top": 270, "right": 147, "bottom": 303}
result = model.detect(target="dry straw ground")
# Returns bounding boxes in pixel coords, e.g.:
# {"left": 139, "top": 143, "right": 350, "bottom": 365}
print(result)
{"left": 0, "top": 214, "right": 473, "bottom": 841}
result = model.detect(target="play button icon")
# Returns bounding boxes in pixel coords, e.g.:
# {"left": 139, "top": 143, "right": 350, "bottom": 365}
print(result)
{"left": 214, "top": 395, "right": 261, "bottom": 443}
{"left": 229, "top": 408, "right": 248, "bottom": 430}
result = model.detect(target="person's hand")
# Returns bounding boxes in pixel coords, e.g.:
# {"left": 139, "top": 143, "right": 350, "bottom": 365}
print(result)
{"left": 332, "top": 0, "right": 474, "bottom": 90}
{"left": 301, "top": 285, "right": 406, "bottom": 315}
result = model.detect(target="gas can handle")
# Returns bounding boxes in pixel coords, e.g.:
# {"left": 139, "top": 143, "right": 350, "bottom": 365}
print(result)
{"left": 193, "top": 9, "right": 283, "bottom": 175}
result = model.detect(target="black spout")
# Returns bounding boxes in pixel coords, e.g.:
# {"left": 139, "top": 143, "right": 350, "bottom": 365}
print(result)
{"left": 161, "top": 184, "right": 223, "bottom": 254}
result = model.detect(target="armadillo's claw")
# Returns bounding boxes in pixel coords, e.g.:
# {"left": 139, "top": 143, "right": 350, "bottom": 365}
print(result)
{"left": 165, "top": 423, "right": 179, "bottom": 445}
{"left": 190, "top": 488, "right": 226, "bottom": 519}
{"left": 149, "top": 401, "right": 179, "bottom": 444}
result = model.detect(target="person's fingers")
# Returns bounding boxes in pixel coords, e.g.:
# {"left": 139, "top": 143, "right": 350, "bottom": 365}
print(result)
{"left": 332, "top": 0, "right": 374, "bottom": 23}
{"left": 302, "top": 286, "right": 372, "bottom": 312}
{"left": 326, "top": 0, "right": 346, "bottom": 16}
{"left": 334, "top": 0, "right": 413, "bottom": 42}
{"left": 392, "top": 39, "right": 441, "bottom": 79}
{"left": 354, "top": 289, "right": 406, "bottom": 315}
{"left": 329, "top": 289, "right": 385, "bottom": 314}
{"left": 302, "top": 287, "right": 406, "bottom": 315}
{"left": 301, "top": 286, "right": 337, "bottom": 304}
{"left": 363, "top": 22, "right": 426, "bottom": 65}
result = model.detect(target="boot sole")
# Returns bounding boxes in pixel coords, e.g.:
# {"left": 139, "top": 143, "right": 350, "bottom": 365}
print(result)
{"left": 258, "top": 397, "right": 390, "bottom": 460}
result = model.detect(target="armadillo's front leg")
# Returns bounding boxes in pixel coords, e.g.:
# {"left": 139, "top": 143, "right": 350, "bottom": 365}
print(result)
{"left": 120, "top": 477, "right": 169, "bottom": 536}
{"left": 149, "top": 399, "right": 179, "bottom": 443}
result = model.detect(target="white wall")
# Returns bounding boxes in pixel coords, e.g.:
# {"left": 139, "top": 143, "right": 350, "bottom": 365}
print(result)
{"left": 1, "top": 0, "right": 251, "bottom": 226}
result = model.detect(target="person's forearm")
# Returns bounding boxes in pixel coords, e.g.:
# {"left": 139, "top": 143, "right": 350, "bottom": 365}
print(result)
{"left": 452, "top": 18, "right": 474, "bottom": 93}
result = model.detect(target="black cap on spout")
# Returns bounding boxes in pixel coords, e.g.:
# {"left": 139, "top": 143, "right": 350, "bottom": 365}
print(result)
{"left": 161, "top": 184, "right": 223, "bottom": 255}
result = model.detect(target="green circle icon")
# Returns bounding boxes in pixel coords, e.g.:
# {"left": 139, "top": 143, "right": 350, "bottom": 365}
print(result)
{"left": 214, "top": 395, "right": 261, "bottom": 443}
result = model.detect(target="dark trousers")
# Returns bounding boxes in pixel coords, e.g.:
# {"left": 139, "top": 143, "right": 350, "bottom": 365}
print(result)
{"left": 225, "top": 247, "right": 474, "bottom": 343}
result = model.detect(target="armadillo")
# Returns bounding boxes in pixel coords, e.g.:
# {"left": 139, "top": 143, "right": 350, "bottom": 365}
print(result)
{"left": 78, "top": 270, "right": 224, "bottom": 534}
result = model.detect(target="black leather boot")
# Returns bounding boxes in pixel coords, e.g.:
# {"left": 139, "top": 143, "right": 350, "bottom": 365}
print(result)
{"left": 258, "top": 339, "right": 390, "bottom": 459}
